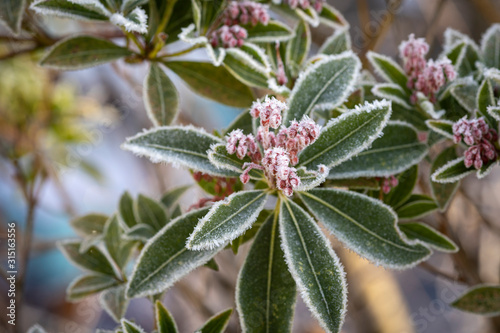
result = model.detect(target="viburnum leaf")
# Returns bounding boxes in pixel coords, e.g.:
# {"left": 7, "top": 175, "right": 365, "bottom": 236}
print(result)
{"left": 40, "top": 36, "right": 133, "bottom": 70}
{"left": 279, "top": 198, "right": 346, "bottom": 333}
{"left": 284, "top": 51, "right": 361, "bottom": 125}
{"left": 481, "top": 24, "right": 500, "bottom": 70}
{"left": 367, "top": 51, "right": 409, "bottom": 91}
{"left": 328, "top": 121, "right": 427, "bottom": 179}
{"left": 299, "top": 189, "right": 432, "bottom": 268}
{"left": 66, "top": 274, "right": 121, "bottom": 302}
{"left": 165, "top": 61, "right": 254, "bottom": 107}
{"left": 286, "top": 19, "right": 310, "bottom": 76}
{"left": 70, "top": 213, "right": 108, "bottom": 237}
{"left": 126, "top": 208, "right": 222, "bottom": 298}
{"left": 318, "top": 28, "right": 351, "bottom": 56}
{"left": 122, "top": 126, "right": 239, "bottom": 177}
{"left": 195, "top": 308, "right": 233, "bottom": 333}
{"left": 58, "top": 240, "right": 117, "bottom": 276}
{"left": 144, "top": 63, "right": 179, "bottom": 126}
{"left": 156, "top": 301, "right": 178, "bottom": 333}
{"left": 396, "top": 194, "right": 439, "bottom": 220}
{"left": 236, "top": 213, "right": 296, "bottom": 333}
{"left": 451, "top": 284, "right": 500, "bottom": 316}
{"left": 119, "top": 191, "right": 138, "bottom": 229}
{"left": 186, "top": 190, "right": 268, "bottom": 250}
{"left": 298, "top": 100, "right": 392, "bottom": 170}
{"left": 0, "top": 0, "right": 26, "bottom": 34}
{"left": 121, "top": 319, "right": 146, "bottom": 333}
{"left": 246, "top": 20, "right": 295, "bottom": 43}
{"left": 431, "top": 157, "right": 474, "bottom": 183}
{"left": 30, "top": 0, "right": 109, "bottom": 21}
{"left": 384, "top": 165, "right": 418, "bottom": 209}
{"left": 398, "top": 222, "right": 458, "bottom": 253}
{"left": 431, "top": 147, "right": 460, "bottom": 211}
{"left": 135, "top": 194, "right": 168, "bottom": 232}
{"left": 100, "top": 285, "right": 129, "bottom": 323}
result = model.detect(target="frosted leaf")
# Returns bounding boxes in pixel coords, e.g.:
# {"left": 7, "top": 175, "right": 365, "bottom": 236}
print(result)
{"left": 480, "top": 24, "right": 500, "bottom": 70}
{"left": 100, "top": 285, "right": 129, "bottom": 323}
{"left": 366, "top": 51, "right": 408, "bottom": 90}
{"left": 121, "top": 319, "right": 146, "bottom": 333}
{"left": 66, "top": 274, "right": 120, "bottom": 302}
{"left": 426, "top": 119, "right": 455, "bottom": 140}
{"left": 431, "top": 157, "right": 474, "bottom": 183}
{"left": 110, "top": 7, "right": 148, "bottom": 34}
{"left": 371, "top": 83, "right": 411, "bottom": 110}
{"left": 399, "top": 222, "right": 458, "bottom": 253}
{"left": 30, "top": 0, "right": 109, "bottom": 21}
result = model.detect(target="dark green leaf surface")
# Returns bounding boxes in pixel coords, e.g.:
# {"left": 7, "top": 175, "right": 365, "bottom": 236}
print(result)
{"left": 103, "top": 215, "right": 137, "bottom": 268}
{"left": 196, "top": 309, "right": 233, "bottom": 333}
{"left": 135, "top": 194, "right": 168, "bottom": 231}
{"left": 224, "top": 109, "right": 254, "bottom": 136}
{"left": 477, "top": 78, "right": 498, "bottom": 128}
{"left": 431, "top": 147, "right": 460, "bottom": 211}
{"left": 119, "top": 192, "right": 138, "bottom": 228}
{"left": 396, "top": 194, "right": 438, "bottom": 220}
{"left": 223, "top": 48, "right": 270, "bottom": 89}
{"left": 319, "top": 28, "right": 351, "bottom": 56}
{"left": 187, "top": 190, "right": 268, "bottom": 250}
{"left": 399, "top": 222, "right": 458, "bottom": 253}
{"left": 70, "top": 213, "right": 108, "bottom": 237}
{"left": 121, "top": 319, "right": 146, "bottom": 333}
{"left": 280, "top": 199, "right": 346, "bottom": 333}
{"left": 127, "top": 208, "right": 222, "bottom": 298}
{"left": 144, "top": 63, "right": 179, "bottom": 126}
{"left": 161, "top": 185, "right": 191, "bottom": 211}
{"left": 481, "top": 24, "right": 500, "bottom": 70}
{"left": 298, "top": 100, "right": 392, "bottom": 170}
{"left": 166, "top": 61, "right": 254, "bottom": 107}
{"left": 426, "top": 120, "right": 455, "bottom": 140}
{"left": 431, "top": 157, "right": 474, "bottom": 183}
{"left": 451, "top": 285, "right": 500, "bottom": 316}
{"left": 246, "top": 20, "right": 294, "bottom": 42}
{"left": 66, "top": 274, "right": 120, "bottom": 302}
{"left": 286, "top": 19, "right": 310, "bottom": 76}
{"left": 59, "top": 240, "right": 116, "bottom": 276}
{"left": 124, "top": 223, "right": 156, "bottom": 242}
{"left": 237, "top": 214, "right": 296, "bottom": 333}
{"left": 31, "top": 0, "right": 109, "bottom": 21}
{"left": 101, "top": 285, "right": 129, "bottom": 323}
{"left": 384, "top": 165, "right": 418, "bottom": 209}
{"left": 366, "top": 51, "right": 408, "bottom": 91}
{"left": 299, "top": 189, "right": 431, "bottom": 268}
{"left": 40, "top": 36, "right": 133, "bottom": 70}
{"left": 156, "top": 301, "right": 178, "bottom": 333}
{"left": 208, "top": 144, "right": 263, "bottom": 179}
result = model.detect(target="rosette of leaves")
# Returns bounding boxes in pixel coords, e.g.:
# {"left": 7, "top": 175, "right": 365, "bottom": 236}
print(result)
{"left": 119, "top": 51, "right": 449, "bottom": 332}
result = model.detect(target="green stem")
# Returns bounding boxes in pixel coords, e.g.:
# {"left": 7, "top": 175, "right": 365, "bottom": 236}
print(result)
{"left": 156, "top": 0, "right": 179, "bottom": 36}
{"left": 158, "top": 44, "right": 204, "bottom": 58}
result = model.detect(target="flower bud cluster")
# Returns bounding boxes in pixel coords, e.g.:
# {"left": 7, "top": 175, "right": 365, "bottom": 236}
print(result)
{"left": 226, "top": 129, "right": 261, "bottom": 162}
{"left": 452, "top": 117, "right": 498, "bottom": 169}
{"left": 210, "top": 25, "right": 248, "bottom": 48}
{"left": 284, "top": 0, "right": 325, "bottom": 12}
{"left": 224, "top": 1, "right": 270, "bottom": 27}
{"left": 380, "top": 175, "right": 398, "bottom": 194}
{"left": 276, "top": 117, "right": 320, "bottom": 165}
{"left": 250, "top": 96, "right": 287, "bottom": 129}
{"left": 193, "top": 172, "right": 238, "bottom": 197}
{"left": 262, "top": 148, "right": 300, "bottom": 196}
{"left": 399, "top": 34, "right": 456, "bottom": 103}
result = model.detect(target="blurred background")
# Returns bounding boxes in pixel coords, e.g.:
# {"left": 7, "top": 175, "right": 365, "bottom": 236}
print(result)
{"left": 0, "top": 0, "right": 500, "bottom": 332}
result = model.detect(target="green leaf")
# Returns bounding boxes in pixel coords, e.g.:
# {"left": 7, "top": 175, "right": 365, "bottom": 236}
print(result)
{"left": 367, "top": 51, "right": 409, "bottom": 91}
{"left": 451, "top": 284, "right": 500, "bottom": 316}
{"left": 396, "top": 194, "right": 438, "bottom": 220}
{"left": 236, "top": 213, "right": 296, "bottom": 333}
{"left": 481, "top": 24, "right": 500, "bottom": 70}
{"left": 426, "top": 119, "right": 455, "bottom": 140}
{"left": 318, "top": 28, "right": 351, "bottom": 56}
{"left": 135, "top": 194, "right": 168, "bottom": 231}
{"left": 299, "top": 189, "right": 432, "bottom": 268}
{"left": 223, "top": 47, "right": 270, "bottom": 89}
{"left": 450, "top": 82, "right": 477, "bottom": 113}
{"left": 122, "top": 0, "right": 148, "bottom": 14}
{"left": 391, "top": 103, "right": 428, "bottom": 131}
{"left": 224, "top": 109, "right": 254, "bottom": 136}
{"left": 286, "top": 20, "right": 310, "bottom": 77}
{"left": 371, "top": 83, "right": 411, "bottom": 109}
{"left": 0, "top": 0, "right": 25, "bottom": 34}
{"left": 124, "top": 223, "right": 156, "bottom": 242}
{"left": 246, "top": 20, "right": 295, "bottom": 43}
{"left": 121, "top": 319, "right": 146, "bottom": 333}
{"left": 103, "top": 215, "right": 137, "bottom": 268}
{"left": 318, "top": 4, "right": 348, "bottom": 28}
{"left": 383, "top": 165, "right": 418, "bottom": 209}
{"left": 166, "top": 61, "right": 254, "bottom": 107}
{"left": 204, "top": 258, "right": 219, "bottom": 271}
{"left": 40, "top": 36, "right": 133, "bottom": 70}
{"left": 431, "top": 147, "right": 460, "bottom": 211}
{"left": 279, "top": 199, "right": 346, "bottom": 333}
{"left": 324, "top": 177, "right": 380, "bottom": 190}
{"left": 488, "top": 105, "right": 500, "bottom": 121}
{"left": 195, "top": 308, "right": 233, "bottom": 333}
{"left": 284, "top": 51, "right": 361, "bottom": 125}
{"left": 170, "top": 204, "right": 183, "bottom": 219}
{"left": 156, "top": 301, "right": 178, "bottom": 333}
{"left": 70, "top": 213, "right": 108, "bottom": 237}
{"left": 431, "top": 157, "right": 474, "bottom": 183}
{"left": 163, "top": 0, "right": 193, "bottom": 44}
{"left": 192, "top": 0, "right": 224, "bottom": 34}
{"left": 126, "top": 208, "right": 222, "bottom": 298}
{"left": 477, "top": 160, "right": 499, "bottom": 179}
{"left": 229, "top": 209, "right": 270, "bottom": 254}
{"left": 30, "top": 0, "right": 109, "bottom": 21}
{"left": 455, "top": 42, "right": 481, "bottom": 77}
{"left": 298, "top": 100, "right": 392, "bottom": 170}
{"left": 144, "top": 63, "right": 179, "bottom": 126}
{"left": 476, "top": 78, "right": 498, "bottom": 128}
{"left": 328, "top": 122, "right": 427, "bottom": 179}
{"left": 160, "top": 185, "right": 191, "bottom": 211}
{"left": 122, "top": 126, "right": 238, "bottom": 177}
{"left": 119, "top": 191, "right": 138, "bottom": 229}
{"left": 399, "top": 222, "right": 458, "bottom": 253}
{"left": 66, "top": 274, "right": 120, "bottom": 302}
{"left": 207, "top": 144, "right": 263, "bottom": 179}
{"left": 187, "top": 190, "right": 268, "bottom": 250}
{"left": 101, "top": 285, "right": 129, "bottom": 323}
{"left": 58, "top": 240, "right": 117, "bottom": 276}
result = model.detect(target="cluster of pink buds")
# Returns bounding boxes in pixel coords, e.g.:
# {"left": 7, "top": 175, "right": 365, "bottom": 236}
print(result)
{"left": 224, "top": 96, "right": 321, "bottom": 196}
{"left": 399, "top": 34, "right": 456, "bottom": 103}
{"left": 226, "top": 129, "right": 262, "bottom": 162}
{"left": 210, "top": 25, "right": 248, "bottom": 48}
{"left": 378, "top": 175, "right": 398, "bottom": 194}
{"left": 452, "top": 117, "right": 498, "bottom": 169}
{"left": 284, "top": 0, "right": 325, "bottom": 12}
{"left": 223, "top": 1, "right": 270, "bottom": 26}
{"left": 276, "top": 117, "right": 320, "bottom": 165}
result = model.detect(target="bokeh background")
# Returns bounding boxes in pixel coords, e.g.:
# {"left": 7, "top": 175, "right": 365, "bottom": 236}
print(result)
{"left": 1, "top": 0, "right": 500, "bottom": 332}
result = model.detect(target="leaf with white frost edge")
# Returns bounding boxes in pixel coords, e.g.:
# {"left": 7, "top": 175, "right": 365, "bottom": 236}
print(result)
{"left": 318, "top": 28, "right": 351, "bottom": 56}
{"left": 451, "top": 82, "right": 477, "bottom": 113}
{"left": 122, "top": 125, "right": 239, "bottom": 177}
{"left": 371, "top": 83, "right": 411, "bottom": 109}
{"left": 110, "top": 7, "right": 148, "bottom": 34}
{"left": 481, "top": 24, "right": 500, "bottom": 70}
{"left": 294, "top": 166, "right": 329, "bottom": 192}
{"left": 186, "top": 190, "right": 268, "bottom": 250}
{"left": 223, "top": 47, "right": 271, "bottom": 89}
{"left": 431, "top": 157, "right": 474, "bottom": 184}
{"left": 236, "top": 213, "right": 296, "bottom": 333}
{"left": 426, "top": 119, "right": 455, "bottom": 140}
{"left": 286, "top": 19, "right": 311, "bottom": 77}
{"left": 58, "top": 240, "right": 117, "bottom": 276}
{"left": 476, "top": 78, "right": 498, "bottom": 128}
{"left": 284, "top": 51, "right": 361, "bottom": 125}
{"left": 246, "top": 20, "right": 295, "bottom": 43}
{"left": 66, "top": 274, "right": 121, "bottom": 302}
{"left": 451, "top": 284, "right": 500, "bottom": 316}
{"left": 398, "top": 222, "right": 458, "bottom": 253}
{"left": 126, "top": 208, "right": 223, "bottom": 298}
{"left": 366, "top": 51, "right": 409, "bottom": 91}
{"left": 195, "top": 308, "right": 233, "bottom": 333}
{"left": 487, "top": 105, "right": 500, "bottom": 121}
{"left": 121, "top": 319, "right": 146, "bottom": 333}
{"left": 134, "top": 194, "right": 168, "bottom": 231}
{"left": 124, "top": 223, "right": 155, "bottom": 242}
{"left": 384, "top": 165, "right": 418, "bottom": 209}
{"left": 296, "top": 6, "right": 320, "bottom": 27}
{"left": 297, "top": 100, "right": 392, "bottom": 171}
{"left": 121, "top": 0, "right": 149, "bottom": 14}
{"left": 156, "top": 301, "right": 178, "bottom": 333}
{"left": 279, "top": 199, "right": 347, "bottom": 333}
{"left": 207, "top": 144, "right": 263, "bottom": 179}
{"left": 327, "top": 121, "right": 427, "bottom": 179}
{"left": 144, "top": 63, "right": 179, "bottom": 126}
{"left": 477, "top": 160, "right": 499, "bottom": 179}
{"left": 103, "top": 215, "right": 137, "bottom": 268}
{"left": 396, "top": 194, "right": 438, "bottom": 220}
{"left": 240, "top": 43, "right": 272, "bottom": 72}
{"left": 299, "top": 189, "right": 432, "bottom": 269}
{"left": 318, "top": 3, "right": 349, "bottom": 28}
{"left": 100, "top": 285, "right": 129, "bottom": 323}
{"left": 431, "top": 147, "right": 460, "bottom": 211}
{"left": 30, "top": 0, "right": 109, "bottom": 21}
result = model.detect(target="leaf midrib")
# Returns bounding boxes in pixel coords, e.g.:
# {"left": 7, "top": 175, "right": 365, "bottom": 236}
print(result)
{"left": 265, "top": 213, "right": 279, "bottom": 333}
{"left": 299, "top": 191, "right": 424, "bottom": 253}
{"left": 142, "top": 143, "right": 208, "bottom": 159}
{"left": 352, "top": 142, "right": 424, "bottom": 157}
